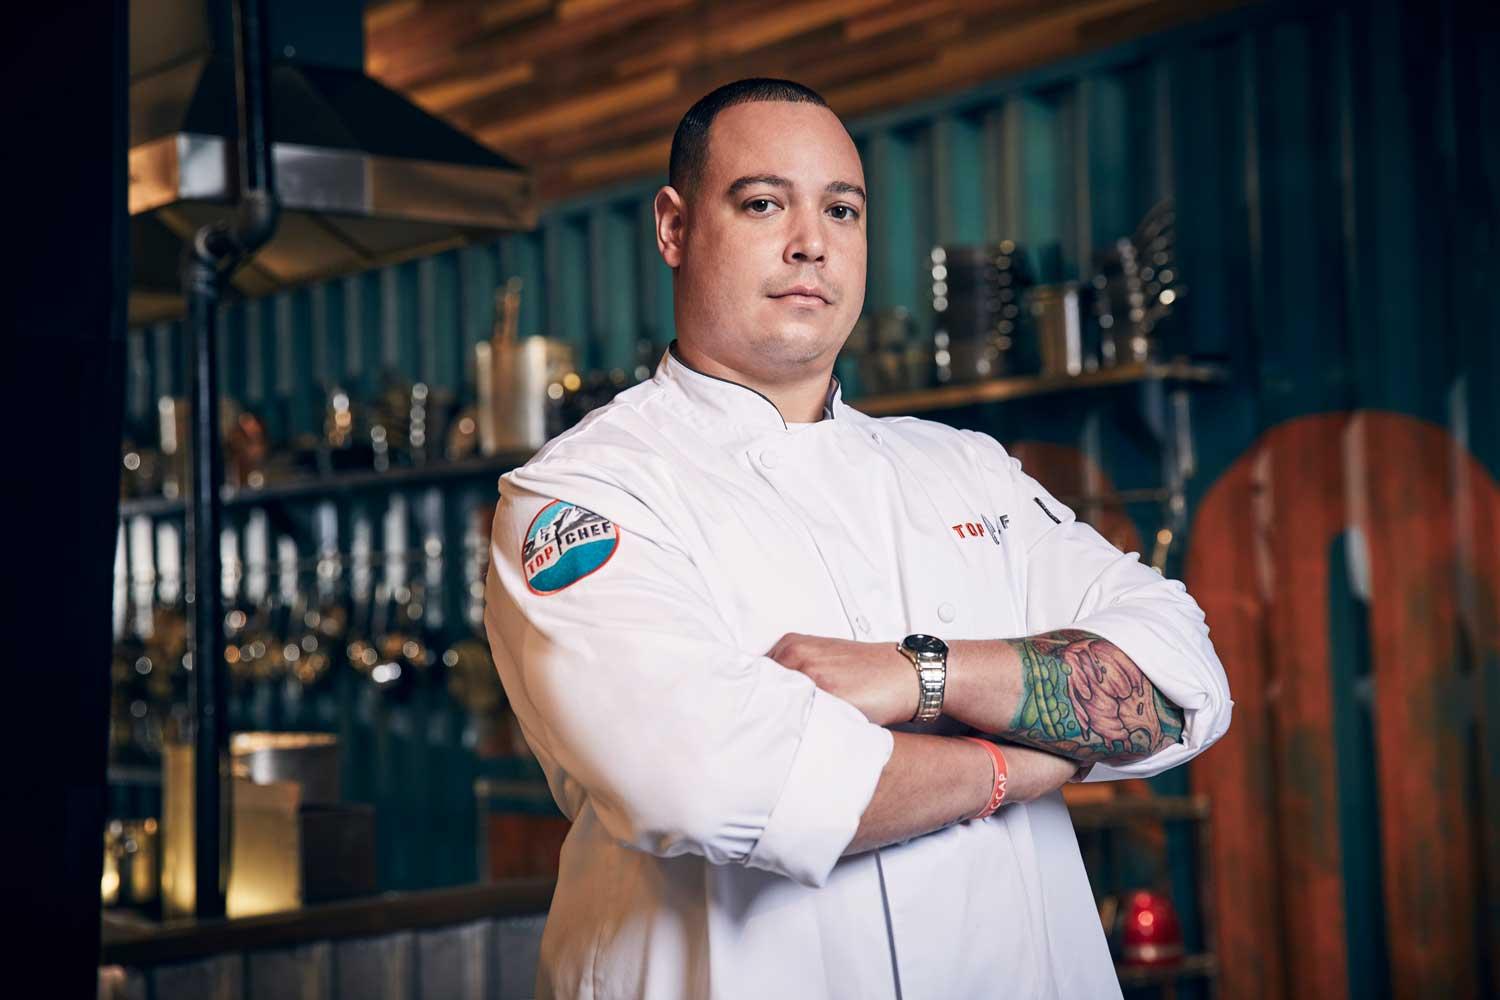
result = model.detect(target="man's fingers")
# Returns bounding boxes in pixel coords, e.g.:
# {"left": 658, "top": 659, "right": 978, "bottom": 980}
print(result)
{"left": 767, "top": 635, "right": 799, "bottom": 667}
{"left": 767, "top": 633, "right": 807, "bottom": 666}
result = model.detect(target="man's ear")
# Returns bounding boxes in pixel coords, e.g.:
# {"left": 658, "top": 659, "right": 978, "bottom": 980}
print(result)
{"left": 654, "top": 185, "right": 687, "bottom": 269}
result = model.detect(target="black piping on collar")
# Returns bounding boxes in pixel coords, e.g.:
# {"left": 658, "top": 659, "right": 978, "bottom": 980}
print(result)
{"left": 666, "top": 339, "right": 839, "bottom": 429}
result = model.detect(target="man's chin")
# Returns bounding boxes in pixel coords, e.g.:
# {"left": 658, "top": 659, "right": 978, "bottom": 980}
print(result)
{"left": 752, "top": 326, "right": 844, "bottom": 369}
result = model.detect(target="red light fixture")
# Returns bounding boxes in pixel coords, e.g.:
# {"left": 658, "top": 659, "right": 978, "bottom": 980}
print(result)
{"left": 1120, "top": 889, "right": 1185, "bottom": 966}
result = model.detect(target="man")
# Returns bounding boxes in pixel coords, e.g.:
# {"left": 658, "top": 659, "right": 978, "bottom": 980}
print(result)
{"left": 484, "top": 78, "right": 1232, "bottom": 1000}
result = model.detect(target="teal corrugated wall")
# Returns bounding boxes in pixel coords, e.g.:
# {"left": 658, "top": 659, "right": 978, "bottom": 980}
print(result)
{"left": 120, "top": 4, "right": 1497, "bottom": 965}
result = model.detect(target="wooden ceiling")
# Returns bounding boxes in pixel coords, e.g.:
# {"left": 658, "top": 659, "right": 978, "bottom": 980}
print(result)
{"left": 365, "top": 0, "right": 1250, "bottom": 205}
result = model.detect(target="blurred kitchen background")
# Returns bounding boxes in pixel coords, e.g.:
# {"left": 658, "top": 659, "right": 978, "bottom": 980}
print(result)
{"left": 20, "top": 0, "right": 1494, "bottom": 997}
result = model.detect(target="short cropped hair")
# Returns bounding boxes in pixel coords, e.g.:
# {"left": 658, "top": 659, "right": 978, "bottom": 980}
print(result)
{"left": 668, "top": 78, "right": 830, "bottom": 199}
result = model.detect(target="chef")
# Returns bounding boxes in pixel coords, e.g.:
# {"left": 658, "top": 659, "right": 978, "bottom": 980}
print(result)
{"left": 483, "top": 78, "right": 1232, "bottom": 1000}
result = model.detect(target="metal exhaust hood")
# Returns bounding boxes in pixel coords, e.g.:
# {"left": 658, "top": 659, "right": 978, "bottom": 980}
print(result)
{"left": 129, "top": 0, "right": 536, "bottom": 324}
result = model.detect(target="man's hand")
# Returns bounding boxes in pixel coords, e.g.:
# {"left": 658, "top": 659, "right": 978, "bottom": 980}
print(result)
{"left": 766, "top": 633, "right": 917, "bottom": 727}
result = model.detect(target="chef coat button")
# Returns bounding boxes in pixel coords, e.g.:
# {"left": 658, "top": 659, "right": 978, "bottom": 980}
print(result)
{"left": 760, "top": 449, "right": 779, "bottom": 468}
{"left": 855, "top": 615, "right": 871, "bottom": 634}
{"left": 870, "top": 431, "right": 882, "bottom": 445}
{"left": 937, "top": 602, "right": 956, "bottom": 623}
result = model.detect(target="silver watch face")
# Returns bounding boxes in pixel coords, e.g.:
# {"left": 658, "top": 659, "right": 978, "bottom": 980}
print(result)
{"left": 902, "top": 633, "right": 947, "bottom": 656}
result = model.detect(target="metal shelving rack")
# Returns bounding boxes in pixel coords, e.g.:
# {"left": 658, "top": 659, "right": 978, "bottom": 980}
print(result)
{"left": 118, "top": 450, "right": 536, "bottom": 519}
{"left": 854, "top": 359, "right": 1229, "bottom": 575}
{"left": 119, "top": 361, "right": 1228, "bottom": 520}
{"left": 1069, "top": 793, "right": 1218, "bottom": 996}
{"left": 851, "top": 361, "right": 1228, "bottom": 417}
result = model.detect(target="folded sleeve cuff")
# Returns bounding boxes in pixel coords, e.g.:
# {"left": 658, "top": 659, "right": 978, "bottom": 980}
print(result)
{"left": 1068, "top": 605, "right": 1234, "bottom": 781}
{"left": 742, "top": 688, "right": 895, "bottom": 888}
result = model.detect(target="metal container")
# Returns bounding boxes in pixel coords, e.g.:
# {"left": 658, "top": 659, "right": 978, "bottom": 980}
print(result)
{"left": 162, "top": 736, "right": 370, "bottom": 918}
{"left": 1030, "top": 282, "right": 1087, "bottom": 377}
{"left": 230, "top": 731, "right": 341, "bottom": 805}
{"left": 476, "top": 278, "right": 574, "bottom": 452}
{"left": 226, "top": 778, "right": 376, "bottom": 917}
{"left": 477, "top": 335, "right": 574, "bottom": 452}
{"left": 930, "top": 242, "right": 1032, "bottom": 382}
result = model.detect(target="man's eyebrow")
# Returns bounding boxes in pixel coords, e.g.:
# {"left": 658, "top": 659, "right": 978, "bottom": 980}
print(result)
{"left": 725, "top": 174, "right": 867, "bottom": 203}
{"left": 826, "top": 180, "right": 866, "bottom": 203}
{"left": 726, "top": 174, "right": 791, "bottom": 196}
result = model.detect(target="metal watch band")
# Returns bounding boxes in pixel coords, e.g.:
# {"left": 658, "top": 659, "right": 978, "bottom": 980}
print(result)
{"left": 898, "top": 642, "right": 947, "bottom": 723}
{"left": 913, "top": 660, "right": 946, "bottom": 722}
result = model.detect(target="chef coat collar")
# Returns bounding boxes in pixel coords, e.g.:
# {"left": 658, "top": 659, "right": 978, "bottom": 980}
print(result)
{"left": 659, "top": 339, "right": 843, "bottom": 430}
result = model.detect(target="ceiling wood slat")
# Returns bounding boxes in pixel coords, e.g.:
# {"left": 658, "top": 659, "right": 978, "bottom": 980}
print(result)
{"left": 364, "top": 0, "right": 1259, "bottom": 204}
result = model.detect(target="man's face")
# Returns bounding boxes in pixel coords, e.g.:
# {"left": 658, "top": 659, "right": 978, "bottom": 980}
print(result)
{"left": 661, "top": 101, "right": 867, "bottom": 381}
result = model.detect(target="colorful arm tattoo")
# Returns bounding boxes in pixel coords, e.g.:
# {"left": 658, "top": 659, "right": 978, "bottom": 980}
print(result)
{"left": 1005, "top": 629, "right": 1185, "bottom": 764}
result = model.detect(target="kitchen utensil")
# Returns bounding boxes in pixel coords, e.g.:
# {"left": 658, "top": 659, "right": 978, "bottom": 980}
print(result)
{"left": 476, "top": 278, "right": 574, "bottom": 452}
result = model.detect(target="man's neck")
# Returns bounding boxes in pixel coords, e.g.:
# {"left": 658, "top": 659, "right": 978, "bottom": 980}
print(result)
{"left": 674, "top": 340, "right": 833, "bottom": 424}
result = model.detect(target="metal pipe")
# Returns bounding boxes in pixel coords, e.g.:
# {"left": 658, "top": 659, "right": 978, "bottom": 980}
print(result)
{"left": 229, "top": 0, "right": 278, "bottom": 252}
{"left": 184, "top": 0, "right": 280, "bottom": 919}
{"left": 185, "top": 252, "right": 228, "bottom": 919}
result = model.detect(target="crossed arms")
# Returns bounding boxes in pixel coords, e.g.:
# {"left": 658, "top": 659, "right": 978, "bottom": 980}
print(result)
{"left": 490, "top": 442, "right": 1232, "bottom": 888}
{"left": 764, "top": 625, "right": 1188, "bottom": 856}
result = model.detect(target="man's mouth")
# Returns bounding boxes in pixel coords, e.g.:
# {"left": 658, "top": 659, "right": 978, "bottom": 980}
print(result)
{"left": 770, "top": 286, "right": 830, "bottom": 305}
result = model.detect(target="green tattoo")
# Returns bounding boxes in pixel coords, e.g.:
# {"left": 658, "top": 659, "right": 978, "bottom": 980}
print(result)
{"left": 1006, "top": 629, "right": 1185, "bottom": 764}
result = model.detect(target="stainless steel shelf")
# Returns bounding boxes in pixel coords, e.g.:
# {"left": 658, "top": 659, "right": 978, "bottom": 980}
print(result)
{"left": 116, "top": 449, "right": 536, "bottom": 518}
{"left": 851, "top": 360, "right": 1229, "bottom": 417}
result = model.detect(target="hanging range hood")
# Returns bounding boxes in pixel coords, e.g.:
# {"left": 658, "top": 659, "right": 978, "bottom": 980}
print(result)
{"left": 129, "top": 0, "right": 536, "bottom": 324}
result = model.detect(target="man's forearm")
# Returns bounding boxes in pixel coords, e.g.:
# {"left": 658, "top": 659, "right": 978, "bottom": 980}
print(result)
{"left": 944, "top": 629, "right": 1185, "bottom": 765}
{"left": 843, "top": 733, "right": 1079, "bottom": 856}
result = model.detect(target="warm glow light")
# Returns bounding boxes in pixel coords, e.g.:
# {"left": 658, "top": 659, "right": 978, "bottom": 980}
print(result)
{"left": 100, "top": 865, "right": 120, "bottom": 904}
{"left": 231, "top": 732, "right": 337, "bottom": 754}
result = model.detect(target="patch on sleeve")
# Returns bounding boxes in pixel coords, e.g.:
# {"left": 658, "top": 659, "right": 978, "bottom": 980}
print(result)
{"left": 522, "top": 500, "right": 621, "bottom": 594}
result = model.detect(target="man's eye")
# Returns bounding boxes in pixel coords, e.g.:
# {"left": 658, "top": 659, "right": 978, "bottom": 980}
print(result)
{"left": 829, "top": 205, "right": 860, "bottom": 221}
{"left": 746, "top": 198, "right": 776, "bottom": 214}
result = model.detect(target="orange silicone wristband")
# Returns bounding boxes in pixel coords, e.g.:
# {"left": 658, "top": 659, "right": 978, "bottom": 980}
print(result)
{"left": 963, "top": 736, "right": 1009, "bottom": 820}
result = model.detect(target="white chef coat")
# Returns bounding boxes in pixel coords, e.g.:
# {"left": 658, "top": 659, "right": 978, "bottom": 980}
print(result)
{"left": 483, "top": 343, "right": 1233, "bottom": 1000}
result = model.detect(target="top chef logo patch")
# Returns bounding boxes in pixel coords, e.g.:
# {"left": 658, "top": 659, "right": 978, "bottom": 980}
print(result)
{"left": 952, "top": 514, "right": 1009, "bottom": 545}
{"left": 522, "top": 500, "right": 620, "bottom": 594}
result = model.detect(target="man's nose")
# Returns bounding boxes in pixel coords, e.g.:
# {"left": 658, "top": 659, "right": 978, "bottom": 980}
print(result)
{"left": 784, "top": 208, "right": 827, "bottom": 265}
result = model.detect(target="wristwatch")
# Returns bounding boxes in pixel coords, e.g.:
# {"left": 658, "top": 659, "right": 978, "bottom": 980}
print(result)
{"left": 896, "top": 633, "right": 948, "bottom": 723}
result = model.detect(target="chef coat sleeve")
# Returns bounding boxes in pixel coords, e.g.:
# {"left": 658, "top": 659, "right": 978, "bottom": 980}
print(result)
{"left": 483, "top": 466, "right": 894, "bottom": 889}
{"left": 963, "top": 431, "right": 1233, "bottom": 781}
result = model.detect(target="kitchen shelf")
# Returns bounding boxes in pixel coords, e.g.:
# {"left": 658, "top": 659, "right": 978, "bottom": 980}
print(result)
{"left": 116, "top": 363, "right": 1229, "bottom": 518}
{"left": 850, "top": 360, "right": 1229, "bottom": 417}
{"left": 117, "top": 449, "right": 536, "bottom": 518}
{"left": 1067, "top": 793, "right": 1211, "bottom": 831}
{"left": 1071, "top": 793, "right": 1218, "bottom": 995}
{"left": 100, "top": 877, "right": 555, "bottom": 967}
{"left": 1116, "top": 952, "right": 1218, "bottom": 988}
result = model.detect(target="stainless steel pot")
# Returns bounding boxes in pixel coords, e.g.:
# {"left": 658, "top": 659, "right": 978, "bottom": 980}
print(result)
{"left": 1029, "top": 282, "right": 1086, "bottom": 377}
{"left": 476, "top": 278, "right": 574, "bottom": 452}
{"left": 230, "top": 731, "right": 340, "bottom": 805}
